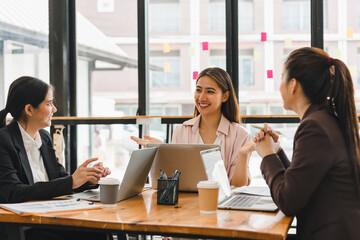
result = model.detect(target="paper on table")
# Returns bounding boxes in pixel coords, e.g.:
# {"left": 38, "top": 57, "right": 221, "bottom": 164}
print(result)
{"left": 232, "top": 186, "right": 271, "bottom": 197}
{"left": 0, "top": 199, "right": 102, "bottom": 216}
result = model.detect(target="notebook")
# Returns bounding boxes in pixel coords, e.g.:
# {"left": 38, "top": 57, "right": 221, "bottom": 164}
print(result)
{"left": 148, "top": 143, "right": 219, "bottom": 192}
{"left": 72, "top": 147, "right": 158, "bottom": 202}
{"left": 200, "top": 147, "right": 278, "bottom": 212}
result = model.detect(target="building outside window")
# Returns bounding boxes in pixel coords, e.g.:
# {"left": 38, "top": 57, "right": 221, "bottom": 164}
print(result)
{"left": 239, "top": 56, "right": 254, "bottom": 86}
{"left": 239, "top": 0, "right": 254, "bottom": 31}
{"left": 282, "top": 0, "right": 310, "bottom": 30}
{"left": 149, "top": 0, "right": 180, "bottom": 33}
{"left": 210, "top": 52, "right": 254, "bottom": 87}
{"left": 209, "top": 0, "right": 254, "bottom": 32}
{"left": 150, "top": 57, "right": 181, "bottom": 87}
{"left": 357, "top": 0, "right": 360, "bottom": 29}
{"left": 209, "top": 0, "right": 225, "bottom": 32}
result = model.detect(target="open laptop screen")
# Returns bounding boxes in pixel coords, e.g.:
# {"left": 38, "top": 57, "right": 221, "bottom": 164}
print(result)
{"left": 200, "top": 147, "right": 232, "bottom": 202}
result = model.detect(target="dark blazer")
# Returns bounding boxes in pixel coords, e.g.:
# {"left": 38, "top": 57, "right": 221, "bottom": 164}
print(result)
{"left": 261, "top": 104, "right": 360, "bottom": 240}
{"left": 0, "top": 120, "right": 96, "bottom": 204}
{"left": 0, "top": 121, "right": 99, "bottom": 240}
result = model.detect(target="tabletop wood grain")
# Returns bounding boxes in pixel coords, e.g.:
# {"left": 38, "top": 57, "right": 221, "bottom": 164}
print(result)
{"left": 0, "top": 190, "right": 293, "bottom": 240}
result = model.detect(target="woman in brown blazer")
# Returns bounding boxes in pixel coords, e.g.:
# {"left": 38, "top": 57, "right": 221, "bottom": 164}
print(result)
{"left": 254, "top": 47, "right": 360, "bottom": 240}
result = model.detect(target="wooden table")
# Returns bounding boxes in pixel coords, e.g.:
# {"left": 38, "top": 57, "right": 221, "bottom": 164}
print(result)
{"left": 0, "top": 190, "right": 293, "bottom": 240}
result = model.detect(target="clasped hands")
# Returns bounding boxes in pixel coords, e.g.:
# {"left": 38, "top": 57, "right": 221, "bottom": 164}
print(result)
{"left": 72, "top": 158, "right": 111, "bottom": 189}
{"left": 253, "top": 123, "right": 281, "bottom": 158}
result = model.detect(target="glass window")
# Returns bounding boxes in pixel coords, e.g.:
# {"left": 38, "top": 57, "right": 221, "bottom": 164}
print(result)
{"left": 149, "top": 0, "right": 180, "bottom": 33}
{"left": 150, "top": 56, "right": 181, "bottom": 87}
{"left": 209, "top": 0, "right": 254, "bottom": 32}
{"left": 149, "top": 0, "right": 226, "bottom": 119}
{"left": 239, "top": 56, "right": 254, "bottom": 86}
{"left": 283, "top": 0, "right": 310, "bottom": 31}
{"left": 209, "top": 0, "right": 225, "bottom": 32}
{"left": 250, "top": 105, "right": 265, "bottom": 115}
{"left": 0, "top": 0, "right": 49, "bottom": 108}
{"left": 76, "top": 0, "right": 139, "bottom": 180}
{"left": 358, "top": 1, "right": 360, "bottom": 29}
{"left": 239, "top": 0, "right": 254, "bottom": 31}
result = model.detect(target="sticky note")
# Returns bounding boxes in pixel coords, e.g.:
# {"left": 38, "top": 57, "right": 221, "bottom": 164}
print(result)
{"left": 285, "top": 38, "right": 292, "bottom": 48}
{"left": 202, "top": 42, "right": 209, "bottom": 51}
{"left": 164, "top": 62, "right": 171, "bottom": 72}
{"left": 261, "top": 32, "right": 267, "bottom": 42}
{"left": 193, "top": 71, "right": 199, "bottom": 80}
{"left": 254, "top": 51, "right": 261, "bottom": 62}
{"left": 334, "top": 49, "right": 341, "bottom": 59}
{"left": 189, "top": 47, "right": 195, "bottom": 56}
{"left": 347, "top": 28, "right": 354, "bottom": 39}
{"left": 267, "top": 70, "right": 273, "bottom": 79}
{"left": 163, "top": 43, "right": 170, "bottom": 53}
{"left": 349, "top": 65, "right": 357, "bottom": 76}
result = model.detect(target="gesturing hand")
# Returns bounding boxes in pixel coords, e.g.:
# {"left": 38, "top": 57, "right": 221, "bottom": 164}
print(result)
{"left": 90, "top": 162, "right": 111, "bottom": 184}
{"left": 72, "top": 157, "right": 103, "bottom": 189}
{"left": 130, "top": 134, "right": 162, "bottom": 147}
{"left": 239, "top": 141, "right": 255, "bottom": 155}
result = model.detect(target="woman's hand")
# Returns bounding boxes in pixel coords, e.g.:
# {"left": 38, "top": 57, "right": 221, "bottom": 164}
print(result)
{"left": 91, "top": 162, "right": 111, "bottom": 180}
{"left": 130, "top": 134, "right": 162, "bottom": 147}
{"left": 262, "top": 123, "right": 280, "bottom": 142}
{"left": 239, "top": 141, "right": 255, "bottom": 155}
{"left": 254, "top": 134, "right": 277, "bottom": 158}
{"left": 72, "top": 157, "right": 104, "bottom": 189}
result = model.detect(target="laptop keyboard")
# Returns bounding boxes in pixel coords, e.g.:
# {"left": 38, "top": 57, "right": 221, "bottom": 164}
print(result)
{"left": 224, "top": 195, "right": 260, "bottom": 208}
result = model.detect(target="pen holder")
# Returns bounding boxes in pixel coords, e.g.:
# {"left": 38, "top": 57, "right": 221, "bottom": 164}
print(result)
{"left": 157, "top": 177, "right": 179, "bottom": 205}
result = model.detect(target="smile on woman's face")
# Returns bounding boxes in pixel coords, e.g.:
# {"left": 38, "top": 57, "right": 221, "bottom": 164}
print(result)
{"left": 194, "top": 76, "right": 228, "bottom": 117}
{"left": 31, "top": 89, "right": 57, "bottom": 129}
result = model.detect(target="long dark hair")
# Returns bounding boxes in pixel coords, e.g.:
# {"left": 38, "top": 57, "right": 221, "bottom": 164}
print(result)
{"left": 0, "top": 76, "right": 51, "bottom": 128}
{"left": 285, "top": 47, "right": 360, "bottom": 197}
{"left": 194, "top": 67, "right": 241, "bottom": 124}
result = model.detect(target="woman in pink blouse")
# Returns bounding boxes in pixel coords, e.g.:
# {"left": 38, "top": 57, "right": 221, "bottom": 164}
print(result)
{"left": 131, "top": 67, "right": 254, "bottom": 187}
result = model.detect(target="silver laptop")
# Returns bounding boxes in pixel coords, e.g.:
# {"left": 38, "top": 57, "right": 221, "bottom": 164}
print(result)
{"left": 72, "top": 147, "right": 158, "bottom": 202}
{"left": 148, "top": 143, "right": 219, "bottom": 192}
{"left": 200, "top": 147, "right": 278, "bottom": 212}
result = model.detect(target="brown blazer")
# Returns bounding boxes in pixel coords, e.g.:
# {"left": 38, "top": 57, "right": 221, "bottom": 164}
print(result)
{"left": 261, "top": 104, "right": 360, "bottom": 240}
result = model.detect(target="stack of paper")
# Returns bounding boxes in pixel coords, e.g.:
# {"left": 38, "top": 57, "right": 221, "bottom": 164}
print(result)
{"left": 0, "top": 199, "right": 102, "bottom": 216}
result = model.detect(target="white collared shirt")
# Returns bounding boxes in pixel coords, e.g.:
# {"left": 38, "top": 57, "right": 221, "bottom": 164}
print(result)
{"left": 17, "top": 122, "right": 49, "bottom": 183}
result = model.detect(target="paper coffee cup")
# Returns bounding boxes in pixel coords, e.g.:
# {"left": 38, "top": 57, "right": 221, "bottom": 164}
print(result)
{"left": 197, "top": 181, "right": 219, "bottom": 214}
{"left": 99, "top": 178, "right": 120, "bottom": 207}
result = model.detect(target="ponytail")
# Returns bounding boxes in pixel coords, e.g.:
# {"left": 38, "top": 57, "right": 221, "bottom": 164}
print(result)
{"left": 330, "top": 59, "right": 360, "bottom": 198}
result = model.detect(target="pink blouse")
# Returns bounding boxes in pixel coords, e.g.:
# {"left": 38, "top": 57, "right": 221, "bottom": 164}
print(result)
{"left": 172, "top": 114, "right": 251, "bottom": 183}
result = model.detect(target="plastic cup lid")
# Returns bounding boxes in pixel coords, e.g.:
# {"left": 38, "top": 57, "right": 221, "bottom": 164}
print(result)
{"left": 98, "top": 177, "right": 120, "bottom": 185}
{"left": 197, "top": 180, "right": 219, "bottom": 189}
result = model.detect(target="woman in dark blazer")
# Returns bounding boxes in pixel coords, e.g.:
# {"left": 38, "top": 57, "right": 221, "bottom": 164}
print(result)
{"left": 254, "top": 47, "right": 360, "bottom": 239}
{"left": 0, "top": 76, "right": 110, "bottom": 240}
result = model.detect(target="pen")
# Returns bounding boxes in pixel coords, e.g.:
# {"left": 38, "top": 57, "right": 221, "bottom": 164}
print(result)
{"left": 251, "top": 125, "right": 282, "bottom": 135}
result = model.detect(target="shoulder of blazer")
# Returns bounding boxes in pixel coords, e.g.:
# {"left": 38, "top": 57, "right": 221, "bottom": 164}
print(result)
{"left": 1, "top": 120, "right": 24, "bottom": 151}
{"left": 39, "top": 129, "right": 52, "bottom": 146}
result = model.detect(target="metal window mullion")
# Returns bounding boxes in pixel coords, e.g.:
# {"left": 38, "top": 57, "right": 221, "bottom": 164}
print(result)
{"left": 226, "top": 0, "right": 239, "bottom": 99}
{"left": 311, "top": 0, "right": 324, "bottom": 49}
{"left": 138, "top": 0, "right": 150, "bottom": 148}
{"left": 49, "top": 0, "right": 77, "bottom": 174}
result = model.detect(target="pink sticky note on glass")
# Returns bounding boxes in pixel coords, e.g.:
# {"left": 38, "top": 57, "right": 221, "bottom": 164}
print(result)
{"left": 267, "top": 70, "right": 273, "bottom": 78}
{"left": 261, "top": 32, "right": 267, "bottom": 42}
{"left": 202, "top": 42, "right": 209, "bottom": 51}
{"left": 193, "top": 71, "right": 199, "bottom": 80}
